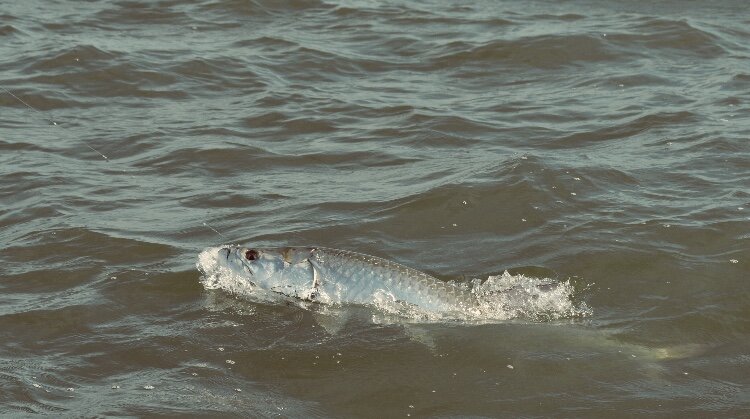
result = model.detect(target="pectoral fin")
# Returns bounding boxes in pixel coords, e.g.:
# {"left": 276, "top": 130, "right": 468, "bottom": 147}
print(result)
{"left": 297, "top": 256, "right": 324, "bottom": 302}
{"left": 307, "top": 256, "right": 324, "bottom": 289}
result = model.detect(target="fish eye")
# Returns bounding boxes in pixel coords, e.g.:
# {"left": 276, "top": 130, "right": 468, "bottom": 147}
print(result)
{"left": 245, "top": 249, "right": 259, "bottom": 261}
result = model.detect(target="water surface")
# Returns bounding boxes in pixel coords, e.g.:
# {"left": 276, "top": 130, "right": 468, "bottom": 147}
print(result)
{"left": 1, "top": 0, "right": 749, "bottom": 416}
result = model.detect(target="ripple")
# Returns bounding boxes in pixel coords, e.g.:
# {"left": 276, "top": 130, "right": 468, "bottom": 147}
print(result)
{"left": 0, "top": 24, "right": 19, "bottom": 36}
{"left": 549, "top": 111, "right": 698, "bottom": 148}
{"left": 93, "top": 1, "right": 191, "bottom": 24}
{"left": 432, "top": 34, "right": 616, "bottom": 70}
{"left": 0, "top": 139, "right": 54, "bottom": 153}
{"left": 3, "top": 227, "right": 177, "bottom": 266}
{"left": 198, "top": 0, "right": 333, "bottom": 16}
{"left": 26, "top": 45, "right": 120, "bottom": 72}
{"left": 607, "top": 18, "right": 727, "bottom": 58}
{"left": 244, "top": 114, "right": 338, "bottom": 134}
{"left": 168, "top": 57, "right": 266, "bottom": 91}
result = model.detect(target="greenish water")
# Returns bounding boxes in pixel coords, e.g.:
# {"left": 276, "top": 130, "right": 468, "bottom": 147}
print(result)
{"left": 1, "top": 0, "right": 749, "bottom": 416}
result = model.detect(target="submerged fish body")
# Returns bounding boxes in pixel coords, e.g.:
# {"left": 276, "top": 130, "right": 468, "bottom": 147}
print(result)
{"left": 197, "top": 246, "right": 697, "bottom": 363}
{"left": 203, "top": 245, "right": 477, "bottom": 312}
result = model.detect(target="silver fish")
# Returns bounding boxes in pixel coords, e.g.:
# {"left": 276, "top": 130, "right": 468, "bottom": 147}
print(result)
{"left": 209, "top": 245, "right": 477, "bottom": 312}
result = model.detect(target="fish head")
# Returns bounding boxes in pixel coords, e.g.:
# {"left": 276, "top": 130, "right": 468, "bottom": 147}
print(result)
{"left": 216, "top": 245, "right": 317, "bottom": 297}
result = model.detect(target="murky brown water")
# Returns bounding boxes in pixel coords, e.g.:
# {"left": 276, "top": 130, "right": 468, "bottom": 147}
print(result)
{"left": 2, "top": 0, "right": 749, "bottom": 416}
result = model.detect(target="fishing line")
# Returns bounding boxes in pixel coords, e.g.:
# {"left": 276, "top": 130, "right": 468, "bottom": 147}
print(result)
{"left": 0, "top": 84, "right": 110, "bottom": 161}
{"left": 203, "top": 222, "right": 227, "bottom": 240}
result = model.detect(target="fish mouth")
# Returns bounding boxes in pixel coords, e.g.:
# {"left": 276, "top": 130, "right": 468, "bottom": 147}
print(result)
{"left": 219, "top": 247, "right": 231, "bottom": 261}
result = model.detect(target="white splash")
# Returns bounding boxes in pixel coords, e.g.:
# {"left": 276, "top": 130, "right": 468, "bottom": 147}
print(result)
{"left": 468, "top": 271, "right": 590, "bottom": 322}
{"left": 197, "top": 246, "right": 285, "bottom": 304}
{"left": 197, "top": 246, "right": 250, "bottom": 294}
{"left": 368, "top": 271, "right": 590, "bottom": 323}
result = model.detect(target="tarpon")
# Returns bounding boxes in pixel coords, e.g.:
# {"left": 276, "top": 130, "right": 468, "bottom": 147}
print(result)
{"left": 197, "top": 246, "right": 705, "bottom": 361}
{"left": 202, "top": 245, "right": 477, "bottom": 312}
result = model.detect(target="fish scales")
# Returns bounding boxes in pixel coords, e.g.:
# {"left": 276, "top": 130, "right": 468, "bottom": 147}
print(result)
{"left": 206, "top": 245, "right": 477, "bottom": 312}
{"left": 312, "top": 248, "right": 475, "bottom": 310}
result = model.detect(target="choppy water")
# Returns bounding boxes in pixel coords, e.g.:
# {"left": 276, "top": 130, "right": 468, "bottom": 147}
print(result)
{"left": 2, "top": 0, "right": 749, "bottom": 416}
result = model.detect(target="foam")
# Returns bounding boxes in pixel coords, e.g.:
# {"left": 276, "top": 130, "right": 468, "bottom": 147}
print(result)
{"left": 469, "top": 271, "right": 591, "bottom": 322}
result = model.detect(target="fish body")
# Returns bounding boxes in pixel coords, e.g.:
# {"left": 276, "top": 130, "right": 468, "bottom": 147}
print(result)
{"left": 208, "top": 246, "right": 476, "bottom": 312}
